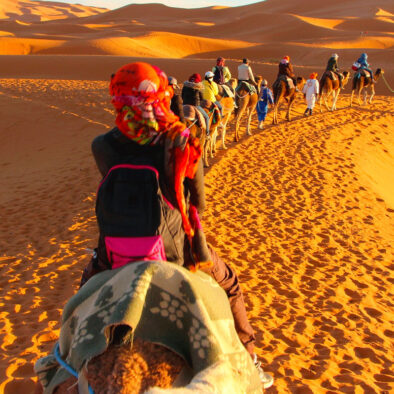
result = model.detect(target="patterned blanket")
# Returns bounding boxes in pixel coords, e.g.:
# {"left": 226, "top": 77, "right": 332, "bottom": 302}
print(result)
{"left": 35, "top": 261, "right": 261, "bottom": 393}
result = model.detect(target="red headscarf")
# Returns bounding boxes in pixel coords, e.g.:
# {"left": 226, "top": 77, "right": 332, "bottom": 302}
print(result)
{"left": 216, "top": 57, "right": 225, "bottom": 67}
{"left": 110, "top": 62, "right": 201, "bottom": 240}
{"left": 189, "top": 73, "right": 202, "bottom": 83}
{"left": 309, "top": 72, "right": 318, "bottom": 79}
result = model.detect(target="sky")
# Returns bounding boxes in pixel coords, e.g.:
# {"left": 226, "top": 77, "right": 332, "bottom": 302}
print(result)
{"left": 38, "top": 0, "right": 263, "bottom": 10}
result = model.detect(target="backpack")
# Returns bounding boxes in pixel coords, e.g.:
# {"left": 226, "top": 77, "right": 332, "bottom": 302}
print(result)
{"left": 96, "top": 153, "right": 184, "bottom": 269}
{"left": 213, "top": 66, "right": 225, "bottom": 85}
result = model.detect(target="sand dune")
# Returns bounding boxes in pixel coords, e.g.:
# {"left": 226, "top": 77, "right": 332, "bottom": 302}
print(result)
{"left": 0, "top": 0, "right": 107, "bottom": 22}
{"left": 0, "top": 0, "right": 393, "bottom": 72}
{"left": 0, "top": 0, "right": 393, "bottom": 393}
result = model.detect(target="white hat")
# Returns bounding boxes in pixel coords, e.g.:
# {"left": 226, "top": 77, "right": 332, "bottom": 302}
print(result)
{"left": 332, "top": 53, "right": 339, "bottom": 58}
{"left": 261, "top": 79, "right": 268, "bottom": 86}
{"left": 205, "top": 71, "right": 214, "bottom": 79}
{"left": 168, "top": 76, "right": 179, "bottom": 88}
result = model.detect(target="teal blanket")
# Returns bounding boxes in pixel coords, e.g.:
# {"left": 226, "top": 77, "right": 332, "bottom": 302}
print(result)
{"left": 35, "top": 261, "right": 261, "bottom": 393}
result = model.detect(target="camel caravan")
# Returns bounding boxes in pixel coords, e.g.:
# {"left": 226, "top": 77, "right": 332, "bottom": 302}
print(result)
{"left": 34, "top": 54, "right": 384, "bottom": 394}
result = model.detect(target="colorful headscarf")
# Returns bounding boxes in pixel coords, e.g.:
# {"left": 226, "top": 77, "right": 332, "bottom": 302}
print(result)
{"left": 109, "top": 62, "right": 202, "bottom": 247}
{"left": 216, "top": 57, "right": 225, "bottom": 67}
{"left": 309, "top": 72, "right": 318, "bottom": 79}
{"left": 189, "top": 73, "right": 202, "bottom": 83}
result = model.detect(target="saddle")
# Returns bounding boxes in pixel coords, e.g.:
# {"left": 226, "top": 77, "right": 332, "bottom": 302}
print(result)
{"left": 236, "top": 81, "right": 257, "bottom": 95}
{"left": 325, "top": 71, "right": 343, "bottom": 81}
{"left": 200, "top": 100, "right": 220, "bottom": 125}
{"left": 183, "top": 105, "right": 206, "bottom": 133}
{"left": 275, "top": 75, "right": 295, "bottom": 91}
{"left": 221, "top": 84, "right": 235, "bottom": 98}
{"left": 356, "top": 69, "right": 372, "bottom": 79}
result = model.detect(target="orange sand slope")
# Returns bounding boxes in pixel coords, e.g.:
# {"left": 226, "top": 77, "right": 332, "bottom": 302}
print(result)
{"left": 0, "top": 0, "right": 107, "bottom": 22}
{"left": 0, "top": 78, "right": 393, "bottom": 393}
{"left": 0, "top": 0, "right": 393, "bottom": 69}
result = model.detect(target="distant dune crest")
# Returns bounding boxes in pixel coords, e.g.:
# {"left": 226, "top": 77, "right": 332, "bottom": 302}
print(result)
{"left": 0, "top": 0, "right": 392, "bottom": 69}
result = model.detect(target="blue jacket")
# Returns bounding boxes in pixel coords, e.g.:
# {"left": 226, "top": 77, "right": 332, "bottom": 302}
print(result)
{"left": 357, "top": 53, "right": 369, "bottom": 68}
{"left": 259, "top": 87, "right": 274, "bottom": 106}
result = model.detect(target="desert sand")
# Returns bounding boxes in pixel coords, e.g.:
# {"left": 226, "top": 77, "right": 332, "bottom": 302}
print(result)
{"left": 0, "top": 0, "right": 393, "bottom": 393}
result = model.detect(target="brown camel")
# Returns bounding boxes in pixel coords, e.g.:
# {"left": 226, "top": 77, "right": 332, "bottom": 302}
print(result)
{"left": 233, "top": 76, "right": 262, "bottom": 142}
{"left": 350, "top": 68, "right": 383, "bottom": 107}
{"left": 272, "top": 77, "right": 305, "bottom": 124}
{"left": 319, "top": 71, "right": 350, "bottom": 111}
{"left": 216, "top": 78, "right": 237, "bottom": 150}
{"left": 35, "top": 337, "right": 186, "bottom": 394}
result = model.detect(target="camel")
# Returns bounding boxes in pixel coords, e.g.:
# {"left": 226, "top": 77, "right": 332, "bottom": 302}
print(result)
{"left": 272, "top": 76, "right": 305, "bottom": 124}
{"left": 216, "top": 78, "right": 237, "bottom": 150}
{"left": 350, "top": 68, "right": 383, "bottom": 107}
{"left": 233, "top": 76, "right": 262, "bottom": 142}
{"left": 35, "top": 337, "right": 185, "bottom": 394}
{"left": 319, "top": 71, "right": 350, "bottom": 111}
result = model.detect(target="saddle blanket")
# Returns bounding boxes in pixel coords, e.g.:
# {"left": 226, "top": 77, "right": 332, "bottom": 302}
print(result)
{"left": 35, "top": 261, "right": 261, "bottom": 393}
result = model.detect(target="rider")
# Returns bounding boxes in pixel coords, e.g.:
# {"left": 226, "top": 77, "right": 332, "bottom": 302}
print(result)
{"left": 168, "top": 76, "right": 185, "bottom": 123}
{"left": 181, "top": 73, "right": 210, "bottom": 135}
{"left": 325, "top": 53, "right": 343, "bottom": 88}
{"left": 81, "top": 61, "right": 273, "bottom": 389}
{"left": 212, "top": 56, "right": 232, "bottom": 85}
{"left": 277, "top": 55, "right": 297, "bottom": 90}
{"left": 356, "top": 53, "right": 374, "bottom": 82}
{"left": 237, "top": 58, "right": 257, "bottom": 89}
{"left": 302, "top": 72, "right": 319, "bottom": 116}
{"left": 256, "top": 79, "right": 273, "bottom": 129}
{"left": 202, "top": 70, "right": 223, "bottom": 117}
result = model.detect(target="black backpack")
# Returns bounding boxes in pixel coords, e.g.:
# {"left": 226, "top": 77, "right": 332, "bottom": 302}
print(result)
{"left": 96, "top": 152, "right": 184, "bottom": 268}
{"left": 213, "top": 66, "right": 225, "bottom": 85}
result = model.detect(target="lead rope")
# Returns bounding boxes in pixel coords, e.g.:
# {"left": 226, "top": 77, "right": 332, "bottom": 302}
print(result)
{"left": 381, "top": 73, "right": 394, "bottom": 93}
{"left": 54, "top": 343, "right": 95, "bottom": 394}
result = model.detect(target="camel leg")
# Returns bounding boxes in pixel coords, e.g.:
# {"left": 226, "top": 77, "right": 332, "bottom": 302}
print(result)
{"left": 203, "top": 136, "right": 210, "bottom": 167}
{"left": 350, "top": 90, "right": 354, "bottom": 107}
{"left": 363, "top": 89, "right": 367, "bottom": 105}
{"left": 210, "top": 126, "right": 218, "bottom": 157}
{"left": 369, "top": 86, "right": 375, "bottom": 104}
{"left": 324, "top": 93, "right": 329, "bottom": 111}
{"left": 332, "top": 90, "right": 339, "bottom": 111}
{"left": 221, "top": 114, "right": 229, "bottom": 149}
{"left": 286, "top": 102, "right": 292, "bottom": 121}
{"left": 246, "top": 109, "right": 253, "bottom": 136}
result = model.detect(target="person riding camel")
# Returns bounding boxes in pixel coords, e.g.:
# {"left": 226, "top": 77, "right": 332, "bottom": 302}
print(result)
{"left": 212, "top": 57, "right": 231, "bottom": 85}
{"left": 181, "top": 73, "right": 210, "bottom": 135}
{"left": 326, "top": 53, "right": 343, "bottom": 88}
{"left": 80, "top": 61, "right": 273, "bottom": 389}
{"left": 168, "top": 76, "right": 185, "bottom": 123}
{"left": 237, "top": 58, "right": 257, "bottom": 90}
{"left": 355, "top": 53, "right": 374, "bottom": 82}
{"left": 202, "top": 70, "right": 223, "bottom": 117}
{"left": 302, "top": 72, "right": 319, "bottom": 116}
{"left": 277, "top": 55, "right": 297, "bottom": 90}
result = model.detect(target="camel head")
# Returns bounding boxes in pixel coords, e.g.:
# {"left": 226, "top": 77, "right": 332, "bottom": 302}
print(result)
{"left": 296, "top": 76, "right": 306, "bottom": 90}
{"left": 375, "top": 68, "right": 383, "bottom": 78}
{"left": 255, "top": 75, "right": 263, "bottom": 87}
{"left": 227, "top": 78, "right": 237, "bottom": 90}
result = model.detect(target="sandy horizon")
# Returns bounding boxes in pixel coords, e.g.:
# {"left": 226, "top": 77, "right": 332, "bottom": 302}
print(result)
{"left": 0, "top": 0, "right": 393, "bottom": 393}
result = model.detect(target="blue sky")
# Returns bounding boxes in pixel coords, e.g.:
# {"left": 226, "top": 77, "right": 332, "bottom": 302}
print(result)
{"left": 39, "top": 1, "right": 263, "bottom": 10}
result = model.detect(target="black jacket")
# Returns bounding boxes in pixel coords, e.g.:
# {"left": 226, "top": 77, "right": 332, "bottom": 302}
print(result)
{"left": 181, "top": 81, "right": 204, "bottom": 107}
{"left": 91, "top": 127, "right": 206, "bottom": 266}
{"left": 170, "top": 94, "right": 185, "bottom": 123}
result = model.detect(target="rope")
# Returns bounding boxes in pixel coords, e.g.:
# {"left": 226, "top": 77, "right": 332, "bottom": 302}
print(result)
{"left": 235, "top": 92, "right": 249, "bottom": 99}
{"left": 54, "top": 342, "right": 95, "bottom": 394}
{"left": 381, "top": 73, "right": 394, "bottom": 93}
